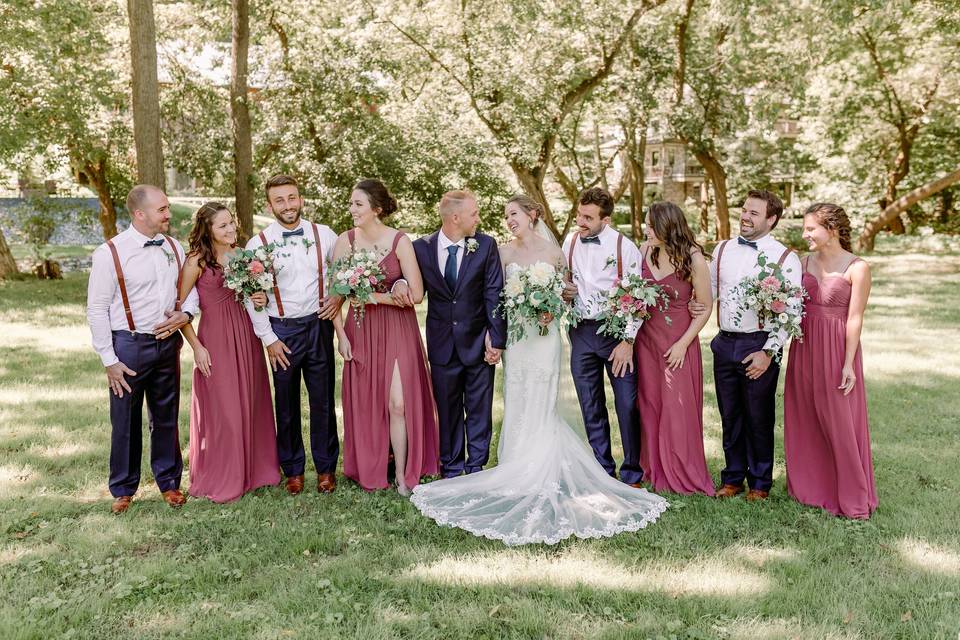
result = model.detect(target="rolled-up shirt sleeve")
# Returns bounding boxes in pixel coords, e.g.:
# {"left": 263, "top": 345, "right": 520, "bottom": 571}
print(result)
{"left": 87, "top": 245, "right": 120, "bottom": 367}
{"left": 622, "top": 240, "right": 643, "bottom": 340}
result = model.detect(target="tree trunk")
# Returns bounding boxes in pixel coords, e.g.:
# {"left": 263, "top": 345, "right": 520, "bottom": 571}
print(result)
{"left": 627, "top": 129, "right": 646, "bottom": 241}
{"left": 81, "top": 158, "right": 119, "bottom": 240}
{"left": 699, "top": 179, "right": 710, "bottom": 235}
{"left": 231, "top": 0, "right": 254, "bottom": 243}
{"left": 0, "top": 227, "right": 19, "bottom": 278}
{"left": 692, "top": 149, "right": 730, "bottom": 239}
{"left": 858, "top": 167, "right": 960, "bottom": 251}
{"left": 126, "top": 0, "right": 165, "bottom": 189}
{"left": 937, "top": 187, "right": 954, "bottom": 223}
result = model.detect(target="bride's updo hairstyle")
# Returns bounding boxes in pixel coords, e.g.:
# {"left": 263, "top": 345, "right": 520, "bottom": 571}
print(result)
{"left": 804, "top": 202, "right": 852, "bottom": 251}
{"left": 506, "top": 194, "right": 545, "bottom": 227}
{"left": 354, "top": 178, "right": 398, "bottom": 219}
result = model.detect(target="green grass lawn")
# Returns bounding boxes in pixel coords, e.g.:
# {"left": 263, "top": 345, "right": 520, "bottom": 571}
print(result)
{"left": 0, "top": 239, "right": 958, "bottom": 639}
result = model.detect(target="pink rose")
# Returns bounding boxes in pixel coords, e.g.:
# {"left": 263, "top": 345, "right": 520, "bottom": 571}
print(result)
{"left": 349, "top": 275, "right": 359, "bottom": 286}
{"left": 771, "top": 300, "right": 786, "bottom": 313}
{"left": 249, "top": 260, "right": 264, "bottom": 274}
{"left": 761, "top": 275, "right": 780, "bottom": 289}
{"left": 368, "top": 275, "right": 378, "bottom": 284}
{"left": 620, "top": 294, "right": 634, "bottom": 306}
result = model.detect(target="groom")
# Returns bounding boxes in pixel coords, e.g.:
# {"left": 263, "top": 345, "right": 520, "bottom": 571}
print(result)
{"left": 394, "top": 190, "right": 506, "bottom": 477}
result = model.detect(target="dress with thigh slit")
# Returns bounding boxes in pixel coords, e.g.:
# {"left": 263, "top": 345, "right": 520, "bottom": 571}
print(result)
{"left": 341, "top": 230, "right": 440, "bottom": 490}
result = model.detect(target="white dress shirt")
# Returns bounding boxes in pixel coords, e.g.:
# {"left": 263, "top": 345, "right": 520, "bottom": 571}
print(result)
{"left": 562, "top": 224, "right": 644, "bottom": 340}
{"left": 244, "top": 219, "right": 338, "bottom": 346}
{"left": 87, "top": 226, "right": 200, "bottom": 367}
{"left": 437, "top": 229, "right": 466, "bottom": 277}
{"left": 710, "top": 233, "right": 803, "bottom": 352}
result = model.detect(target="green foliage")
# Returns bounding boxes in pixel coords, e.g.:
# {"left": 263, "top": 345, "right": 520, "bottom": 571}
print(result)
{"left": 2, "top": 198, "right": 77, "bottom": 264}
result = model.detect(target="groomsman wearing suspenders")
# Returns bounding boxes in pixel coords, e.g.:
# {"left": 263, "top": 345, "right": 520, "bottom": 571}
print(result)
{"left": 245, "top": 174, "right": 340, "bottom": 496}
{"left": 561, "top": 187, "right": 646, "bottom": 488}
{"left": 87, "top": 185, "right": 200, "bottom": 514}
{"left": 709, "top": 189, "right": 802, "bottom": 501}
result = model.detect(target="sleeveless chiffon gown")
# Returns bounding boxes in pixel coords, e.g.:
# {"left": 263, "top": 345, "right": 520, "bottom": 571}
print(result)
{"left": 188, "top": 266, "right": 280, "bottom": 502}
{"left": 341, "top": 231, "right": 440, "bottom": 490}
{"left": 784, "top": 259, "right": 877, "bottom": 518}
{"left": 635, "top": 256, "right": 714, "bottom": 495}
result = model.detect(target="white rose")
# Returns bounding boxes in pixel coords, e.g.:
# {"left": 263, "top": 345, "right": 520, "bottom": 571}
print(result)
{"left": 778, "top": 312, "right": 789, "bottom": 323}
{"left": 504, "top": 275, "right": 524, "bottom": 298}
{"left": 527, "top": 262, "right": 555, "bottom": 288}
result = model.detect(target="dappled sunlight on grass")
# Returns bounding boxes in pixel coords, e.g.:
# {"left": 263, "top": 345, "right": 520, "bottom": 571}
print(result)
{"left": 0, "top": 385, "right": 103, "bottom": 406}
{"left": 716, "top": 616, "right": 861, "bottom": 640}
{"left": 896, "top": 537, "right": 960, "bottom": 576}
{"left": 0, "top": 323, "right": 92, "bottom": 353}
{"left": 0, "top": 464, "right": 37, "bottom": 496}
{"left": 728, "top": 543, "right": 800, "bottom": 568}
{"left": 404, "top": 548, "right": 772, "bottom": 597}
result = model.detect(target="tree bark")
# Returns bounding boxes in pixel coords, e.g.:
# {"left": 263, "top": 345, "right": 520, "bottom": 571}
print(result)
{"left": 231, "top": 0, "right": 254, "bottom": 243}
{"left": 626, "top": 127, "right": 646, "bottom": 241}
{"left": 858, "top": 167, "right": 960, "bottom": 251}
{"left": 699, "top": 179, "right": 710, "bottom": 235}
{"left": 937, "top": 187, "right": 954, "bottom": 223}
{"left": 126, "top": 0, "right": 165, "bottom": 189}
{"left": 0, "top": 227, "right": 19, "bottom": 278}
{"left": 81, "top": 158, "right": 119, "bottom": 240}
{"left": 692, "top": 148, "right": 730, "bottom": 239}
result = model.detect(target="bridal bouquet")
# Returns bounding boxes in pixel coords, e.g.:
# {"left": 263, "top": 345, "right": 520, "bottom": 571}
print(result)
{"left": 497, "top": 262, "right": 579, "bottom": 345}
{"left": 224, "top": 243, "right": 281, "bottom": 311}
{"left": 329, "top": 249, "right": 387, "bottom": 325}
{"left": 731, "top": 252, "right": 807, "bottom": 353}
{"left": 594, "top": 273, "right": 672, "bottom": 340}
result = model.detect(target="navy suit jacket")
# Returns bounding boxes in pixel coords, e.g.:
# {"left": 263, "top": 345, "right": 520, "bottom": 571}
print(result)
{"left": 413, "top": 231, "right": 506, "bottom": 366}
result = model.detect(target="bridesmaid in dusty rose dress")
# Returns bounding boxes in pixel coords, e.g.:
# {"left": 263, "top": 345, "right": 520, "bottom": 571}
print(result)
{"left": 333, "top": 180, "right": 439, "bottom": 496}
{"left": 785, "top": 203, "right": 877, "bottom": 519}
{"left": 635, "top": 202, "right": 714, "bottom": 495}
{"left": 178, "top": 203, "right": 280, "bottom": 503}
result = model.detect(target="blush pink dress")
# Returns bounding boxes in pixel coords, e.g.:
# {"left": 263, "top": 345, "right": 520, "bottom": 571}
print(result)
{"left": 341, "top": 231, "right": 440, "bottom": 490}
{"left": 635, "top": 253, "right": 714, "bottom": 495}
{"left": 784, "top": 257, "right": 877, "bottom": 519}
{"left": 189, "top": 266, "right": 280, "bottom": 502}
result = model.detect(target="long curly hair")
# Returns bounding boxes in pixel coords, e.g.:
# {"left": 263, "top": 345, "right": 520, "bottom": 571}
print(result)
{"left": 646, "top": 201, "right": 707, "bottom": 283}
{"left": 187, "top": 202, "right": 233, "bottom": 270}
{"left": 804, "top": 202, "right": 852, "bottom": 251}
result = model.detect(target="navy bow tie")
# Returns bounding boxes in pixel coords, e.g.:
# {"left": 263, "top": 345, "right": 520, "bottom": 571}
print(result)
{"left": 282, "top": 228, "right": 304, "bottom": 238}
{"left": 580, "top": 235, "right": 601, "bottom": 245}
{"left": 737, "top": 236, "right": 758, "bottom": 249}
{"left": 143, "top": 239, "right": 165, "bottom": 247}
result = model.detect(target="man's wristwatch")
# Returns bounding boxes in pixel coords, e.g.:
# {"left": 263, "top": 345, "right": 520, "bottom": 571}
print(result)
{"left": 623, "top": 337, "right": 636, "bottom": 345}
{"left": 763, "top": 348, "right": 776, "bottom": 359}
{"left": 184, "top": 311, "right": 195, "bottom": 323}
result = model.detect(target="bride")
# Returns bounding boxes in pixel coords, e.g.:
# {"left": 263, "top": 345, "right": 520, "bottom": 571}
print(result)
{"left": 410, "top": 194, "right": 668, "bottom": 545}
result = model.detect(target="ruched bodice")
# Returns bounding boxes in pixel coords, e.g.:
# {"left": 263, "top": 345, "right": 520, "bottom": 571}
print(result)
{"left": 802, "top": 272, "right": 852, "bottom": 320}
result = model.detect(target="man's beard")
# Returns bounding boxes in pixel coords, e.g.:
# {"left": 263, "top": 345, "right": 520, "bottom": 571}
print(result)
{"left": 274, "top": 205, "right": 301, "bottom": 223}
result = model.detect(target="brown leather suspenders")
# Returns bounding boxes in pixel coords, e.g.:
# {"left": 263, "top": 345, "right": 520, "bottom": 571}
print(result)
{"left": 106, "top": 235, "right": 184, "bottom": 331}
{"left": 258, "top": 224, "right": 326, "bottom": 318}
{"left": 715, "top": 240, "right": 793, "bottom": 328}
{"left": 566, "top": 231, "right": 624, "bottom": 279}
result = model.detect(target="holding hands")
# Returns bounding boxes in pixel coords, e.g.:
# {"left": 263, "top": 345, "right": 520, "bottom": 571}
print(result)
{"left": 484, "top": 331, "right": 502, "bottom": 365}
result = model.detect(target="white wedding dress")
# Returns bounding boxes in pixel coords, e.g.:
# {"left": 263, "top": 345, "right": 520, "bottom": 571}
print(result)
{"left": 411, "top": 263, "right": 668, "bottom": 545}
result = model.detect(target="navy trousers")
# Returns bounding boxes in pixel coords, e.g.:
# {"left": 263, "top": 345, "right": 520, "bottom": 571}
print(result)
{"left": 108, "top": 331, "right": 183, "bottom": 497}
{"left": 430, "top": 350, "right": 495, "bottom": 478}
{"left": 568, "top": 320, "right": 643, "bottom": 484}
{"left": 270, "top": 315, "right": 338, "bottom": 477}
{"left": 711, "top": 330, "right": 781, "bottom": 492}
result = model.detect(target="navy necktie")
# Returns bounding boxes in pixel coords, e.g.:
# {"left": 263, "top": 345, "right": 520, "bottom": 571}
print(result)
{"left": 737, "top": 236, "right": 758, "bottom": 249}
{"left": 444, "top": 244, "right": 460, "bottom": 291}
{"left": 282, "top": 228, "right": 304, "bottom": 238}
{"left": 143, "top": 239, "right": 164, "bottom": 247}
{"left": 580, "top": 235, "right": 601, "bottom": 245}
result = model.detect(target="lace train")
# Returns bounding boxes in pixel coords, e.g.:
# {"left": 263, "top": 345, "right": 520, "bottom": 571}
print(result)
{"left": 412, "top": 266, "right": 667, "bottom": 545}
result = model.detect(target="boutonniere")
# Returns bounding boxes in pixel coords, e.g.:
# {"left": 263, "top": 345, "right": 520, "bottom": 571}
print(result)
{"left": 301, "top": 238, "right": 315, "bottom": 253}
{"left": 603, "top": 255, "right": 617, "bottom": 270}
{"left": 161, "top": 249, "right": 175, "bottom": 267}
{"left": 465, "top": 237, "right": 479, "bottom": 254}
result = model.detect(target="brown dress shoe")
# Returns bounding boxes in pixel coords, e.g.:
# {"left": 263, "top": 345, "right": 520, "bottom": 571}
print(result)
{"left": 285, "top": 475, "right": 305, "bottom": 495}
{"left": 628, "top": 482, "right": 645, "bottom": 489}
{"left": 745, "top": 489, "right": 769, "bottom": 502}
{"left": 111, "top": 496, "right": 133, "bottom": 514}
{"left": 161, "top": 489, "right": 186, "bottom": 507}
{"left": 715, "top": 483, "right": 745, "bottom": 498}
{"left": 317, "top": 473, "right": 336, "bottom": 494}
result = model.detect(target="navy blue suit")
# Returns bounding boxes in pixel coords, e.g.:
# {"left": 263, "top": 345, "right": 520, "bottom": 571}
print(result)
{"left": 413, "top": 232, "right": 506, "bottom": 477}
